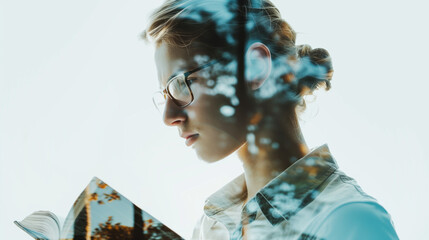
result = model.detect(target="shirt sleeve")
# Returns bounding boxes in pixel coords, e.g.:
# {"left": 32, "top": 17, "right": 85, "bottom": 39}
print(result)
{"left": 315, "top": 202, "right": 399, "bottom": 240}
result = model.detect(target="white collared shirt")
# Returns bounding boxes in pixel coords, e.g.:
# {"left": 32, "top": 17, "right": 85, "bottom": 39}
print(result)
{"left": 191, "top": 145, "right": 399, "bottom": 240}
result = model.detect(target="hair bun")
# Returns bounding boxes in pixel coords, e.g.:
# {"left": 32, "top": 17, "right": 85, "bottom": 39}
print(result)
{"left": 296, "top": 44, "right": 334, "bottom": 95}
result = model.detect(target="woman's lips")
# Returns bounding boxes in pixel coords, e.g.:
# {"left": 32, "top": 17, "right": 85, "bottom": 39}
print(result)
{"left": 185, "top": 134, "right": 199, "bottom": 146}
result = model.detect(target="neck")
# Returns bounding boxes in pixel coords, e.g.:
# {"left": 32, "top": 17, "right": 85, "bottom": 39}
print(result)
{"left": 237, "top": 115, "right": 309, "bottom": 203}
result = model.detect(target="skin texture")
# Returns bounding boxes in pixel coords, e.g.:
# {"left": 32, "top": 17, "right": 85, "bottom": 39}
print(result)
{"left": 155, "top": 42, "right": 309, "bottom": 203}
{"left": 155, "top": 43, "right": 247, "bottom": 162}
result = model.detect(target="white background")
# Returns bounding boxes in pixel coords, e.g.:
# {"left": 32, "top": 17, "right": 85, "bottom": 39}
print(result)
{"left": 1, "top": 0, "right": 428, "bottom": 239}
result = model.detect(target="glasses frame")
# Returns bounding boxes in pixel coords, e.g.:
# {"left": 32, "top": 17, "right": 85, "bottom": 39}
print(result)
{"left": 153, "top": 60, "right": 217, "bottom": 110}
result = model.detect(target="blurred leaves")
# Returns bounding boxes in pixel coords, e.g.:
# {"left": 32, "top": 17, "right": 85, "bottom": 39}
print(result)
{"left": 103, "top": 190, "right": 121, "bottom": 202}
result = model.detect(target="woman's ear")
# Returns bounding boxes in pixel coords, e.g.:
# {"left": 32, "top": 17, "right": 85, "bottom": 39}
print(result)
{"left": 245, "top": 42, "right": 272, "bottom": 90}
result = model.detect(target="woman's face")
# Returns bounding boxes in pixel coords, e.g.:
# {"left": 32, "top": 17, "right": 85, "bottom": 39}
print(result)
{"left": 154, "top": 43, "right": 247, "bottom": 162}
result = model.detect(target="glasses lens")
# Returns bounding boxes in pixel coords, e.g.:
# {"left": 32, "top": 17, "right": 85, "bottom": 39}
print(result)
{"left": 152, "top": 91, "right": 166, "bottom": 112}
{"left": 168, "top": 74, "right": 192, "bottom": 106}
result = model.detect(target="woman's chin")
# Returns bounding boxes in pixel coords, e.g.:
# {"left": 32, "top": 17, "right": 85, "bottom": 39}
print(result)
{"left": 194, "top": 145, "right": 239, "bottom": 163}
{"left": 195, "top": 150, "right": 223, "bottom": 163}
{"left": 194, "top": 146, "right": 227, "bottom": 163}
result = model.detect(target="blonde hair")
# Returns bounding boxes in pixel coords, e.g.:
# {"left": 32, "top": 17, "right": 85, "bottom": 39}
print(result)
{"left": 143, "top": 0, "right": 333, "bottom": 97}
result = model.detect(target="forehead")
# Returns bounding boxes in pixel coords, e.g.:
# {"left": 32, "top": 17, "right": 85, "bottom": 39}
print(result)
{"left": 154, "top": 43, "right": 183, "bottom": 87}
{"left": 155, "top": 43, "right": 212, "bottom": 66}
{"left": 155, "top": 43, "right": 187, "bottom": 63}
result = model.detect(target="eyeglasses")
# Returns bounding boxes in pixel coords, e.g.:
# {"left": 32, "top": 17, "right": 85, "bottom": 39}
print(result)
{"left": 152, "top": 60, "right": 217, "bottom": 112}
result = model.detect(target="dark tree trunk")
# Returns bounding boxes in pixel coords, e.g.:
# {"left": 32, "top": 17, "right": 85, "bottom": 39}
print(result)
{"left": 132, "top": 204, "right": 144, "bottom": 240}
{"left": 73, "top": 205, "right": 88, "bottom": 240}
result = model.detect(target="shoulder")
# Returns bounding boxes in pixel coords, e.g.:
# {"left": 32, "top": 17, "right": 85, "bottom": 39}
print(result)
{"left": 314, "top": 202, "right": 399, "bottom": 240}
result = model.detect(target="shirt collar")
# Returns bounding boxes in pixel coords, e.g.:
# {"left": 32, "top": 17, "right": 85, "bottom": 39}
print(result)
{"left": 204, "top": 144, "right": 338, "bottom": 227}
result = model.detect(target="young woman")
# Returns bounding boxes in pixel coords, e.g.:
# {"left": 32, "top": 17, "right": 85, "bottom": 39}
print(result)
{"left": 144, "top": 0, "right": 399, "bottom": 239}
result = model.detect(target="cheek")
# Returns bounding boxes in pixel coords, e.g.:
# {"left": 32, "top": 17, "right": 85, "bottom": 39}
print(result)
{"left": 193, "top": 93, "right": 246, "bottom": 142}
{"left": 192, "top": 83, "right": 238, "bottom": 116}
{"left": 189, "top": 82, "right": 247, "bottom": 139}
{"left": 194, "top": 127, "right": 245, "bottom": 162}
{"left": 193, "top": 92, "right": 239, "bottom": 127}
{"left": 188, "top": 93, "right": 248, "bottom": 162}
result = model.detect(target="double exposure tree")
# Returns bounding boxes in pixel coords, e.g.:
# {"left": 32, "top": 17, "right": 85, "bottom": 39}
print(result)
{"left": 73, "top": 179, "right": 123, "bottom": 239}
{"left": 92, "top": 216, "right": 133, "bottom": 240}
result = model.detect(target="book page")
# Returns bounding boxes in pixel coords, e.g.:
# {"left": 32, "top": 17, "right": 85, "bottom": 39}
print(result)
{"left": 14, "top": 210, "right": 60, "bottom": 240}
{"left": 60, "top": 177, "right": 184, "bottom": 240}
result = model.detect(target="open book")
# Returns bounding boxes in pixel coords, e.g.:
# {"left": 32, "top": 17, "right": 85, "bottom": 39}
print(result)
{"left": 15, "top": 177, "right": 184, "bottom": 240}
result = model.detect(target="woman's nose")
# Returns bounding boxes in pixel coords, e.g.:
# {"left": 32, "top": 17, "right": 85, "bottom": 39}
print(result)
{"left": 163, "top": 97, "right": 187, "bottom": 126}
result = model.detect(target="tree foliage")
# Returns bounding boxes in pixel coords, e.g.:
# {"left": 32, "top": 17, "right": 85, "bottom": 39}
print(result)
{"left": 91, "top": 216, "right": 182, "bottom": 240}
{"left": 92, "top": 216, "right": 133, "bottom": 240}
